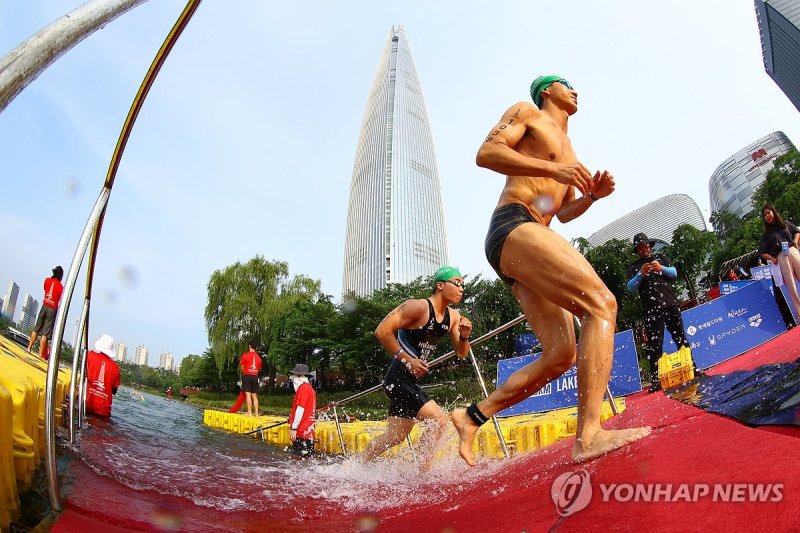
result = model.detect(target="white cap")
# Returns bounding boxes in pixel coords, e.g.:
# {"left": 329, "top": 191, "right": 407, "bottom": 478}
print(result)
{"left": 94, "top": 334, "right": 116, "bottom": 358}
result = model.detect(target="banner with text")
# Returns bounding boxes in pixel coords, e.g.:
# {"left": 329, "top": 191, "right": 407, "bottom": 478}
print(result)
{"left": 514, "top": 333, "right": 541, "bottom": 356}
{"left": 496, "top": 329, "right": 641, "bottom": 416}
{"left": 720, "top": 280, "right": 755, "bottom": 295}
{"left": 662, "top": 279, "right": 786, "bottom": 369}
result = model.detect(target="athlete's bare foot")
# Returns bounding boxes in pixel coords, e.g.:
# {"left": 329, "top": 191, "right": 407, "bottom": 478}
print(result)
{"left": 451, "top": 408, "right": 479, "bottom": 466}
{"left": 572, "top": 426, "right": 651, "bottom": 463}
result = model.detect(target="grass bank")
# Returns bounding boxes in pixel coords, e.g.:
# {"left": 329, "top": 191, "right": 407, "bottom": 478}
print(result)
{"left": 185, "top": 378, "right": 485, "bottom": 421}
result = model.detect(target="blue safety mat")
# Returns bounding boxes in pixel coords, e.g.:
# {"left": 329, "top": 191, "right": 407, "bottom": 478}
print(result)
{"left": 670, "top": 359, "right": 800, "bottom": 426}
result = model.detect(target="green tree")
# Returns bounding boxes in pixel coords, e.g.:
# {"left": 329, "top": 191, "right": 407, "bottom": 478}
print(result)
{"left": 710, "top": 210, "right": 744, "bottom": 245}
{"left": 178, "top": 354, "right": 202, "bottom": 385}
{"left": 709, "top": 211, "right": 762, "bottom": 279}
{"left": 751, "top": 148, "right": 800, "bottom": 222}
{"left": 582, "top": 238, "right": 642, "bottom": 331}
{"left": 665, "top": 224, "right": 719, "bottom": 298}
{"left": 204, "top": 256, "right": 322, "bottom": 381}
{"left": 458, "top": 276, "right": 522, "bottom": 360}
{"left": 0, "top": 314, "right": 12, "bottom": 337}
{"left": 269, "top": 294, "right": 336, "bottom": 378}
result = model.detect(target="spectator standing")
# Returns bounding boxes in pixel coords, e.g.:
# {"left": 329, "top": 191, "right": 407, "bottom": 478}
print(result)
{"left": 27, "top": 265, "right": 64, "bottom": 360}
{"left": 239, "top": 342, "right": 262, "bottom": 416}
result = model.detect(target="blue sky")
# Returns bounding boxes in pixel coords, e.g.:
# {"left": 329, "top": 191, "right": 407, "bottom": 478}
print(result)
{"left": 2, "top": 1, "right": 799, "bottom": 367}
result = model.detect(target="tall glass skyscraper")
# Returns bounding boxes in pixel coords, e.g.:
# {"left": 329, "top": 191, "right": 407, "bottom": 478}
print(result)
{"left": 342, "top": 26, "right": 449, "bottom": 296}
{"left": 755, "top": 0, "right": 800, "bottom": 112}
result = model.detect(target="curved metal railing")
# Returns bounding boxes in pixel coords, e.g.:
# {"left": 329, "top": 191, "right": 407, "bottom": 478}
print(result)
{"left": 39, "top": 0, "right": 202, "bottom": 512}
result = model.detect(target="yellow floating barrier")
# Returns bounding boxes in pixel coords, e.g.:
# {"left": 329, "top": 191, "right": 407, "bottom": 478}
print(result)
{"left": 204, "top": 396, "right": 627, "bottom": 460}
{"left": 0, "top": 384, "right": 21, "bottom": 532}
{"left": 0, "top": 337, "right": 73, "bottom": 435}
{"left": 0, "top": 372, "right": 39, "bottom": 489}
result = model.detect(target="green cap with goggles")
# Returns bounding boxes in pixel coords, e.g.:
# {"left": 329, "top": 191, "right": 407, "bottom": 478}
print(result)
{"left": 433, "top": 266, "right": 462, "bottom": 283}
{"left": 530, "top": 75, "right": 572, "bottom": 108}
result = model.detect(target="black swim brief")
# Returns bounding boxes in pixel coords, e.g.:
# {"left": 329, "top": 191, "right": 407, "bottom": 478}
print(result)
{"left": 485, "top": 203, "right": 538, "bottom": 285}
{"left": 383, "top": 360, "right": 431, "bottom": 419}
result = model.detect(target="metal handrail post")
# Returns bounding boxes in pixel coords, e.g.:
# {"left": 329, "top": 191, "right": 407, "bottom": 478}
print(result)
{"left": 332, "top": 406, "right": 347, "bottom": 457}
{"left": 467, "top": 348, "right": 509, "bottom": 458}
{"left": 68, "top": 299, "right": 90, "bottom": 442}
{"left": 606, "top": 385, "right": 619, "bottom": 415}
{"left": 80, "top": 353, "right": 88, "bottom": 422}
{"left": 44, "top": 187, "right": 109, "bottom": 511}
{"left": 405, "top": 434, "right": 417, "bottom": 463}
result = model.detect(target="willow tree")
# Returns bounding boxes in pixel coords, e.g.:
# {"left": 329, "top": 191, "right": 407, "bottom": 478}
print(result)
{"left": 204, "top": 256, "right": 321, "bottom": 378}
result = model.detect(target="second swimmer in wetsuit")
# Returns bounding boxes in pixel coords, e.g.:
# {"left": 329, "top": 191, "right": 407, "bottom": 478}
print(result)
{"left": 361, "top": 266, "right": 472, "bottom": 469}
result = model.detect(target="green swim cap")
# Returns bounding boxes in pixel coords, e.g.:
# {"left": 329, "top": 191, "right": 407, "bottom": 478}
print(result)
{"left": 433, "top": 266, "right": 462, "bottom": 282}
{"left": 530, "top": 75, "right": 566, "bottom": 108}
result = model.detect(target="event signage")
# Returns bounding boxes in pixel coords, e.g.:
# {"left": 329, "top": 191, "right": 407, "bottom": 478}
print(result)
{"left": 496, "top": 329, "right": 641, "bottom": 416}
{"left": 750, "top": 262, "right": 800, "bottom": 321}
{"left": 662, "top": 279, "right": 786, "bottom": 369}
{"left": 514, "top": 333, "right": 540, "bottom": 356}
{"left": 719, "top": 280, "right": 754, "bottom": 295}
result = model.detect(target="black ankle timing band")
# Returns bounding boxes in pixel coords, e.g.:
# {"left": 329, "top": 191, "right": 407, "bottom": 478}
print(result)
{"left": 466, "top": 403, "right": 489, "bottom": 426}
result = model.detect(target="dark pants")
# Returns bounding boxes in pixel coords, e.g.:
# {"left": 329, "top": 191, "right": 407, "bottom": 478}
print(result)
{"left": 644, "top": 306, "right": 689, "bottom": 383}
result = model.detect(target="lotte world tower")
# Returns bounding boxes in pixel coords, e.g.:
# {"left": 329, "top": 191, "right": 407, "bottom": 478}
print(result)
{"left": 342, "top": 26, "right": 449, "bottom": 297}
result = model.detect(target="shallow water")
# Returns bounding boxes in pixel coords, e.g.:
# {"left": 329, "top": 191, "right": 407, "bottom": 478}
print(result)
{"left": 61, "top": 388, "right": 531, "bottom": 525}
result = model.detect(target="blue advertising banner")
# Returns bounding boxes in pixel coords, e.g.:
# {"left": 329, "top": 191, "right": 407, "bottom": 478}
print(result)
{"left": 750, "top": 265, "right": 772, "bottom": 281}
{"left": 514, "top": 333, "right": 541, "bottom": 356}
{"left": 662, "top": 279, "right": 786, "bottom": 369}
{"left": 752, "top": 261, "right": 800, "bottom": 321}
{"left": 719, "top": 280, "right": 754, "bottom": 295}
{"left": 496, "top": 329, "right": 641, "bottom": 416}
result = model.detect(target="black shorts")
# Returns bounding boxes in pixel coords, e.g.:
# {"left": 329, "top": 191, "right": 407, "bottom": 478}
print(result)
{"left": 292, "top": 438, "right": 314, "bottom": 457}
{"left": 33, "top": 306, "right": 57, "bottom": 337}
{"left": 242, "top": 374, "right": 259, "bottom": 393}
{"left": 384, "top": 361, "right": 431, "bottom": 419}
{"left": 485, "top": 203, "right": 538, "bottom": 285}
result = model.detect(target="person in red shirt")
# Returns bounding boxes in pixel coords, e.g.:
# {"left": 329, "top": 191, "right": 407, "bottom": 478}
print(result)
{"left": 239, "top": 342, "right": 262, "bottom": 416}
{"left": 288, "top": 364, "right": 316, "bottom": 457}
{"left": 27, "top": 265, "right": 64, "bottom": 360}
{"left": 85, "top": 334, "right": 121, "bottom": 417}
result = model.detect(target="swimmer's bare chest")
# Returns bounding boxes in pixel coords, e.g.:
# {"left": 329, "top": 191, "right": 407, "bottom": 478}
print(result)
{"left": 497, "top": 122, "right": 578, "bottom": 225}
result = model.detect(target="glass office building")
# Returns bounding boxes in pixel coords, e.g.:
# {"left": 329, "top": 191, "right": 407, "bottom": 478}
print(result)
{"left": 708, "top": 131, "right": 795, "bottom": 217}
{"left": 587, "top": 194, "right": 707, "bottom": 249}
{"left": 342, "top": 26, "right": 448, "bottom": 296}
{"left": 755, "top": 0, "right": 800, "bottom": 112}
